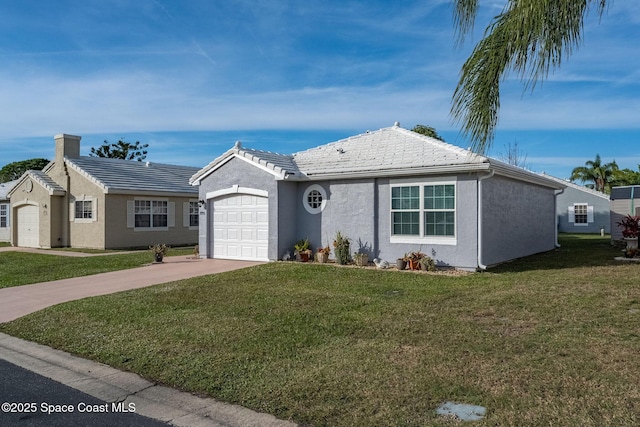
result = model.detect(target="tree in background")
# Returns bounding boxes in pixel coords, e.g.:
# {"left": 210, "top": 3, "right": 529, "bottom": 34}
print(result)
{"left": 451, "top": 0, "right": 610, "bottom": 154}
{"left": 570, "top": 154, "right": 618, "bottom": 194}
{"left": 90, "top": 139, "right": 149, "bottom": 161}
{"left": 411, "top": 124, "right": 445, "bottom": 141}
{"left": 497, "top": 140, "right": 529, "bottom": 169}
{"left": 0, "top": 158, "right": 49, "bottom": 182}
{"left": 612, "top": 167, "right": 640, "bottom": 187}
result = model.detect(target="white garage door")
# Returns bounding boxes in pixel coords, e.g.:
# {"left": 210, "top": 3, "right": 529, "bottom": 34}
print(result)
{"left": 17, "top": 205, "right": 39, "bottom": 248}
{"left": 211, "top": 194, "right": 268, "bottom": 261}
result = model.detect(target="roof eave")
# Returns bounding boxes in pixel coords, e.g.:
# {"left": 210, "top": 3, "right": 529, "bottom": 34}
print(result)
{"left": 298, "top": 163, "right": 492, "bottom": 181}
{"left": 490, "top": 163, "right": 566, "bottom": 190}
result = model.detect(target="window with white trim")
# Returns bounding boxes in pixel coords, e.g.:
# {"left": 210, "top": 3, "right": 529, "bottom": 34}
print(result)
{"left": 135, "top": 200, "right": 167, "bottom": 228}
{"left": 75, "top": 200, "right": 93, "bottom": 220}
{"left": 302, "top": 184, "right": 327, "bottom": 214}
{"left": 188, "top": 201, "right": 199, "bottom": 227}
{"left": 0, "top": 203, "right": 8, "bottom": 228}
{"left": 391, "top": 182, "right": 456, "bottom": 241}
{"left": 568, "top": 203, "right": 593, "bottom": 226}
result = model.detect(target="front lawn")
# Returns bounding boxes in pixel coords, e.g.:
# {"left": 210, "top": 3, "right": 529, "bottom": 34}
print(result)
{"left": 0, "top": 247, "right": 194, "bottom": 288}
{"left": 2, "top": 235, "right": 639, "bottom": 425}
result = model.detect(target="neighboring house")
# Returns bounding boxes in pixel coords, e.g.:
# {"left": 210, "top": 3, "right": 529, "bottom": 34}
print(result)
{"left": 610, "top": 185, "right": 640, "bottom": 241}
{"left": 8, "top": 134, "right": 200, "bottom": 249}
{"left": 190, "top": 123, "right": 565, "bottom": 270}
{"left": 540, "top": 173, "right": 610, "bottom": 234}
{"left": 0, "top": 180, "right": 18, "bottom": 242}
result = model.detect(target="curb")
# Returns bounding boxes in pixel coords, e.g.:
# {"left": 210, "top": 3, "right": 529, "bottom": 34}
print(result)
{"left": 0, "top": 333, "right": 297, "bottom": 427}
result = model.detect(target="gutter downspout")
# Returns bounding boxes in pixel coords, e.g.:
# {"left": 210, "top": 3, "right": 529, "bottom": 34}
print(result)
{"left": 477, "top": 169, "right": 495, "bottom": 271}
{"left": 554, "top": 187, "right": 565, "bottom": 248}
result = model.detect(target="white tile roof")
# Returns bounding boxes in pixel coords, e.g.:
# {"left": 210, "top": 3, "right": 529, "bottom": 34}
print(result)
{"left": 0, "top": 180, "right": 18, "bottom": 200}
{"left": 28, "top": 171, "right": 66, "bottom": 195}
{"left": 540, "top": 173, "right": 609, "bottom": 200}
{"left": 191, "top": 123, "right": 564, "bottom": 189}
{"left": 67, "top": 157, "right": 199, "bottom": 195}
{"left": 292, "top": 125, "right": 486, "bottom": 177}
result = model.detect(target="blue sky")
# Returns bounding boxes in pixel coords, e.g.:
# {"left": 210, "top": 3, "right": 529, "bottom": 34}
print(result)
{"left": 0, "top": 0, "right": 638, "bottom": 180}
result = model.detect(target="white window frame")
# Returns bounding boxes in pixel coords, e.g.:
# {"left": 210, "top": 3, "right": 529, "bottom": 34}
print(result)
{"left": 568, "top": 203, "right": 593, "bottom": 227}
{"left": 390, "top": 179, "right": 457, "bottom": 245}
{"left": 0, "top": 203, "right": 8, "bottom": 228}
{"left": 302, "top": 184, "right": 327, "bottom": 215}
{"left": 127, "top": 198, "right": 175, "bottom": 231}
{"left": 183, "top": 200, "right": 199, "bottom": 230}
{"left": 70, "top": 196, "right": 97, "bottom": 223}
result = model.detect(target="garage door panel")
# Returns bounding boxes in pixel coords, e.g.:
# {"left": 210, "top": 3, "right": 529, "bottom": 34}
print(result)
{"left": 17, "top": 205, "right": 39, "bottom": 248}
{"left": 211, "top": 194, "right": 268, "bottom": 261}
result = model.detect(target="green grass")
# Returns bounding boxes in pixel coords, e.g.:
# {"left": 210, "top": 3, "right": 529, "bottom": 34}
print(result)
{"left": 2, "top": 235, "right": 639, "bottom": 426}
{"left": 0, "top": 242, "right": 10, "bottom": 248}
{"left": 0, "top": 247, "right": 195, "bottom": 288}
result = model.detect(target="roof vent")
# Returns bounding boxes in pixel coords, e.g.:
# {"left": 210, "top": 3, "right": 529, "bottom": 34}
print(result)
{"left": 337, "top": 148, "right": 345, "bottom": 154}
{"left": 393, "top": 121, "right": 400, "bottom": 127}
{"left": 145, "top": 161, "right": 151, "bottom": 167}
{"left": 234, "top": 141, "right": 242, "bottom": 149}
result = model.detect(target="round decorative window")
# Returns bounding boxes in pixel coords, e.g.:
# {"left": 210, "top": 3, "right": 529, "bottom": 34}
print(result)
{"left": 303, "top": 184, "right": 327, "bottom": 214}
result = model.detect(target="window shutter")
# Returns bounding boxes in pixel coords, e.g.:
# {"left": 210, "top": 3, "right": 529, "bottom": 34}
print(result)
{"left": 587, "top": 205, "right": 594, "bottom": 223}
{"left": 568, "top": 206, "right": 575, "bottom": 223}
{"left": 92, "top": 198, "right": 98, "bottom": 222}
{"left": 168, "top": 202, "right": 175, "bottom": 227}
{"left": 127, "top": 201, "right": 135, "bottom": 228}
{"left": 5, "top": 205, "right": 9, "bottom": 227}
{"left": 183, "top": 202, "right": 189, "bottom": 227}
{"left": 70, "top": 201, "right": 75, "bottom": 222}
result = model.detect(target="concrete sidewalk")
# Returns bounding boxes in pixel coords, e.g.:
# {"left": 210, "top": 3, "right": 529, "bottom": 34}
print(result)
{"left": 0, "top": 255, "right": 262, "bottom": 323}
{"left": 0, "top": 333, "right": 296, "bottom": 427}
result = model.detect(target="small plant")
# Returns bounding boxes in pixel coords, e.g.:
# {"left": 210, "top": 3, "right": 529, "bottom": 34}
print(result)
{"left": 149, "top": 243, "right": 169, "bottom": 263}
{"left": 353, "top": 251, "right": 369, "bottom": 267}
{"left": 406, "top": 251, "right": 426, "bottom": 270}
{"left": 294, "top": 238, "right": 312, "bottom": 261}
{"left": 315, "top": 245, "right": 331, "bottom": 263}
{"left": 333, "top": 231, "right": 351, "bottom": 265}
{"left": 317, "top": 245, "right": 331, "bottom": 255}
{"left": 149, "top": 243, "right": 170, "bottom": 255}
{"left": 616, "top": 215, "right": 640, "bottom": 238}
{"left": 419, "top": 256, "right": 436, "bottom": 272}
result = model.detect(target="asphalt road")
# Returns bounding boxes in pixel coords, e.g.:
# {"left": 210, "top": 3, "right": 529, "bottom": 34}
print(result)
{"left": 0, "top": 359, "right": 169, "bottom": 426}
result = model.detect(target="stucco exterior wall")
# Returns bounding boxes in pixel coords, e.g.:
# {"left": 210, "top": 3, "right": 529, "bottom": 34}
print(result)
{"left": 277, "top": 180, "right": 298, "bottom": 258}
{"left": 103, "top": 194, "right": 198, "bottom": 249}
{"left": 295, "top": 179, "right": 376, "bottom": 259}
{"left": 480, "top": 175, "right": 557, "bottom": 266}
{"left": 556, "top": 186, "right": 610, "bottom": 234}
{"left": 67, "top": 167, "right": 106, "bottom": 248}
{"left": 377, "top": 175, "right": 479, "bottom": 270}
{"left": 197, "top": 157, "right": 280, "bottom": 260}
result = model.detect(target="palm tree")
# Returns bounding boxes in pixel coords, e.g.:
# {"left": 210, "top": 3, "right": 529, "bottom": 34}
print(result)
{"left": 570, "top": 154, "right": 618, "bottom": 194}
{"left": 451, "top": 0, "right": 610, "bottom": 154}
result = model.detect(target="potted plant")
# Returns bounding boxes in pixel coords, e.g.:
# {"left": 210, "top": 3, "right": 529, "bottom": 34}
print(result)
{"left": 150, "top": 243, "right": 169, "bottom": 263}
{"left": 294, "top": 238, "right": 312, "bottom": 262}
{"left": 333, "top": 231, "right": 351, "bottom": 265}
{"left": 419, "top": 255, "right": 436, "bottom": 272}
{"left": 616, "top": 215, "right": 640, "bottom": 254}
{"left": 316, "top": 245, "right": 331, "bottom": 263}
{"left": 353, "top": 251, "right": 369, "bottom": 266}
{"left": 396, "top": 254, "right": 408, "bottom": 270}
{"left": 407, "top": 251, "right": 426, "bottom": 270}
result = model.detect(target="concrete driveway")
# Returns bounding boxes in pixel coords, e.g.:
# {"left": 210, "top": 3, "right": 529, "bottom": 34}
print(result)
{"left": 0, "top": 254, "right": 263, "bottom": 323}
